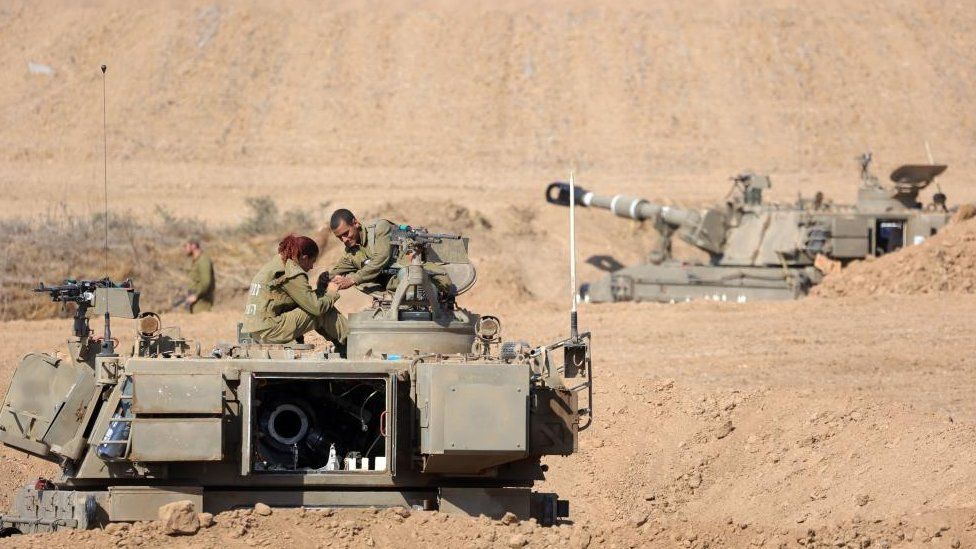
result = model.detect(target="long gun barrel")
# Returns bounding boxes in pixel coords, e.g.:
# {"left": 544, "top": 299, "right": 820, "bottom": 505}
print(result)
{"left": 545, "top": 181, "right": 695, "bottom": 228}
{"left": 545, "top": 181, "right": 728, "bottom": 256}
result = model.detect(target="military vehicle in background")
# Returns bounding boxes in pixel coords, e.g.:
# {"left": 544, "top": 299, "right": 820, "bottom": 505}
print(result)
{"left": 546, "top": 154, "right": 954, "bottom": 303}
{"left": 0, "top": 227, "right": 592, "bottom": 534}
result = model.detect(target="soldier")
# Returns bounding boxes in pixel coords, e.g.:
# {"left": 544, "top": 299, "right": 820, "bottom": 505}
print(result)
{"left": 242, "top": 234, "right": 347, "bottom": 354}
{"left": 328, "top": 209, "right": 451, "bottom": 295}
{"left": 183, "top": 239, "right": 215, "bottom": 313}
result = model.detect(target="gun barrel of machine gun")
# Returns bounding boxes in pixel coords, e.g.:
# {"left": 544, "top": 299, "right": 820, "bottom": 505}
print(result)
{"left": 392, "top": 228, "right": 463, "bottom": 256}
{"left": 34, "top": 281, "right": 94, "bottom": 302}
{"left": 416, "top": 232, "right": 461, "bottom": 240}
{"left": 33, "top": 278, "right": 132, "bottom": 302}
{"left": 393, "top": 229, "right": 462, "bottom": 242}
{"left": 545, "top": 181, "right": 691, "bottom": 226}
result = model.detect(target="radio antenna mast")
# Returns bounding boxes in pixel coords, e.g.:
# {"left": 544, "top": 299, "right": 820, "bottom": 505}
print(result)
{"left": 100, "top": 64, "right": 109, "bottom": 276}
{"left": 97, "top": 64, "right": 117, "bottom": 357}
{"left": 569, "top": 170, "right": 579, "bottom": 340}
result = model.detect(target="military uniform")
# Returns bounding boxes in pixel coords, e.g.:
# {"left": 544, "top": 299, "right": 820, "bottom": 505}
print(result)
{"left": 242, "top": 255, "right": 347, "bottom": 347}
{"left": 332, "top": 219, "right": 452, "bottom": 294}
{"left": 188, "top": 251, "right": 215, "bottom": 313}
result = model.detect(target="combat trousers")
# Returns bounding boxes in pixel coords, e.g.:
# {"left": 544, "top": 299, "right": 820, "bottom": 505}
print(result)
{"left": 357, "top": 263, "right": 453, "bottom": 296}
{"left": 251, "top": 307, "right": 348, "bottom": 346}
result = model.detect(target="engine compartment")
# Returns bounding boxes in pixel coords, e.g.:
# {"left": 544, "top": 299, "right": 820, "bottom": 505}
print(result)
{"left": 250, "top": 377, "right": 388, "bottom": 473}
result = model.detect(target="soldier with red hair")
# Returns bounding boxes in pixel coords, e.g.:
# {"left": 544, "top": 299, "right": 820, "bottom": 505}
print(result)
{"left": 242, "top": 234, "right": 347, "bottom": 353}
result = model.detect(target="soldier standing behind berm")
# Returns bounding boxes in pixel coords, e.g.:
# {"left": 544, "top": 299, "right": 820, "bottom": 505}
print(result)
{"left": 184, "top": 238, "right": 215, "bottom": 313}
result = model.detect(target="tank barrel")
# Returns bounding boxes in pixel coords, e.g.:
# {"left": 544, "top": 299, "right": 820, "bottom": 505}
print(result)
{"left": 545, "top": 181, "right": 690, "bottom": 226}
{"left": 545, "top": 181, "right": 589, "bottom": 207}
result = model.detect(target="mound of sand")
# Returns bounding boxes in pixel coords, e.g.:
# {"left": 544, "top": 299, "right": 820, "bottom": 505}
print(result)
{"left": 813, "top": 215, "right": 976, "bottom": 297}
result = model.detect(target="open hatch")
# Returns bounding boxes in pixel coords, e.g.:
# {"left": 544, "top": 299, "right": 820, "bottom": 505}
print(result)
{"left": 242, "top": 375, "right": 391, "bottom": 475}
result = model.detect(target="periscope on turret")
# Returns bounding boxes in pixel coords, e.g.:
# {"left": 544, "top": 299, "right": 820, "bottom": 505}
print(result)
{"left": 546, "top": 155, "right": 955, "bottom": 304}
{"left": 0, "top": 228, "right": 592, "bottom": 534}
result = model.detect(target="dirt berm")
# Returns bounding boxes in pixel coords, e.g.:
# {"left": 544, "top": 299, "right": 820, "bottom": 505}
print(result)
{"left": 814, "top": 213, "right": 976, "bottom": 297}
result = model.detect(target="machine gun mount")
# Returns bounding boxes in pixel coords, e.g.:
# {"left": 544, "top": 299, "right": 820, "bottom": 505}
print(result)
{"left": 34, "top": 278, "right": 139, "bottom": 357}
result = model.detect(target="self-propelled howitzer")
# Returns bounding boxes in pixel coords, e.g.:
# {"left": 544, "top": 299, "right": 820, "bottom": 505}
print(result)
{"left": 0, "top": 230, "right": 591, "bottom": 535}
{"left": 546, "top": 155, "right": 953, "bottom": 303}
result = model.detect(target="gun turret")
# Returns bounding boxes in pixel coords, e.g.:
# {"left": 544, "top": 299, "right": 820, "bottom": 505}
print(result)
{"left": 545, "top": 182, "right": 728, "bottom": 258}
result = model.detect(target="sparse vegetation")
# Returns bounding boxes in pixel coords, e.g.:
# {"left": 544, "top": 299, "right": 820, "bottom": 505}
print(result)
{"left": 0, "top": 198, "right": 324, "bottom": 321}
{"left": 239, "top": 196, "right": 279, "bottom": 235}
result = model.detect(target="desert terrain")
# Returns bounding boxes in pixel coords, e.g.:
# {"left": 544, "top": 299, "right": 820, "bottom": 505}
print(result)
{"left": 1, "top": 1, "right": 975, "bottom": 547}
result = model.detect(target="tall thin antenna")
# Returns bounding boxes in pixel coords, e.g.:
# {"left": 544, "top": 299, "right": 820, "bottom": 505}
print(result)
{"left": 101, "top": 64, "right": 109, "bottom": 276}
{"left": 569, "top": 170, "right": 579, "bottom": 340}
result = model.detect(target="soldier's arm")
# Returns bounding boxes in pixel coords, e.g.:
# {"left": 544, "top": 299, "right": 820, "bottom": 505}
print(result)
{"left": 331, "top": 253, "right": 357, "bottom": 276}
{"left": 350, "top": 221, "right": 393, "bottom": 284}
{"left": 281, "top": 273, "right": 339, "bottom": 316}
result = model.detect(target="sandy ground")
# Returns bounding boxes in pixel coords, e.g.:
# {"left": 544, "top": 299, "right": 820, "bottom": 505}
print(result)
{"left": 2, "top": 296, "right": 975, "bottom": 547}
{"left": 2, "top": 1, "right": 976, "bottom": 546}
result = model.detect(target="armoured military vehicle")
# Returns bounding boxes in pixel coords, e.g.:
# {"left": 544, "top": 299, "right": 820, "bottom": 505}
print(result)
{"left": 546, "top": 154, "right": 953, "bottom": 303}
{"left": 0, "top": 227, "right": 592, "bottom": 534}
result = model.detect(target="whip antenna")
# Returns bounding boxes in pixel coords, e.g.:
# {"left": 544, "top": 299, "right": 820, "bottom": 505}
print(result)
{"left": 569, "top": 171, "right": 579, "bottom": 340}
{"left": 100, "top": 64, "right": 109, "bottom": 276}
{"left": 97, "top": 63, "right": 118, "bottom": 357}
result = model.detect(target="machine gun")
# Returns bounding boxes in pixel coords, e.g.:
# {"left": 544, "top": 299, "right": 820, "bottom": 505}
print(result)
{"left": 33, "top": 278, "right": 139, "bottom": 356}
{"left": 378, "top": 225, "right": 467, "bottom": 320}
{"left": 390, "top": 224, "right": 464, "bottom": 263}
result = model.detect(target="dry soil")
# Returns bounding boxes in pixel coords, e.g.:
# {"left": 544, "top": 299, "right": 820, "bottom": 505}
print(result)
{"left": 1, "top": 1, "right": 975, "bottom": 548}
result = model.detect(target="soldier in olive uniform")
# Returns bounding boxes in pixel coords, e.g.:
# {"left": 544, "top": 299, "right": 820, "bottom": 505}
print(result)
{"left": 328, "top": 209, "right": 452, "bottom": 295}
{"left": 184, "top": 239, "right": 215, "bottom": 313}
{"left": 242, "top": 234, "right": 347, "bottom": 353}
